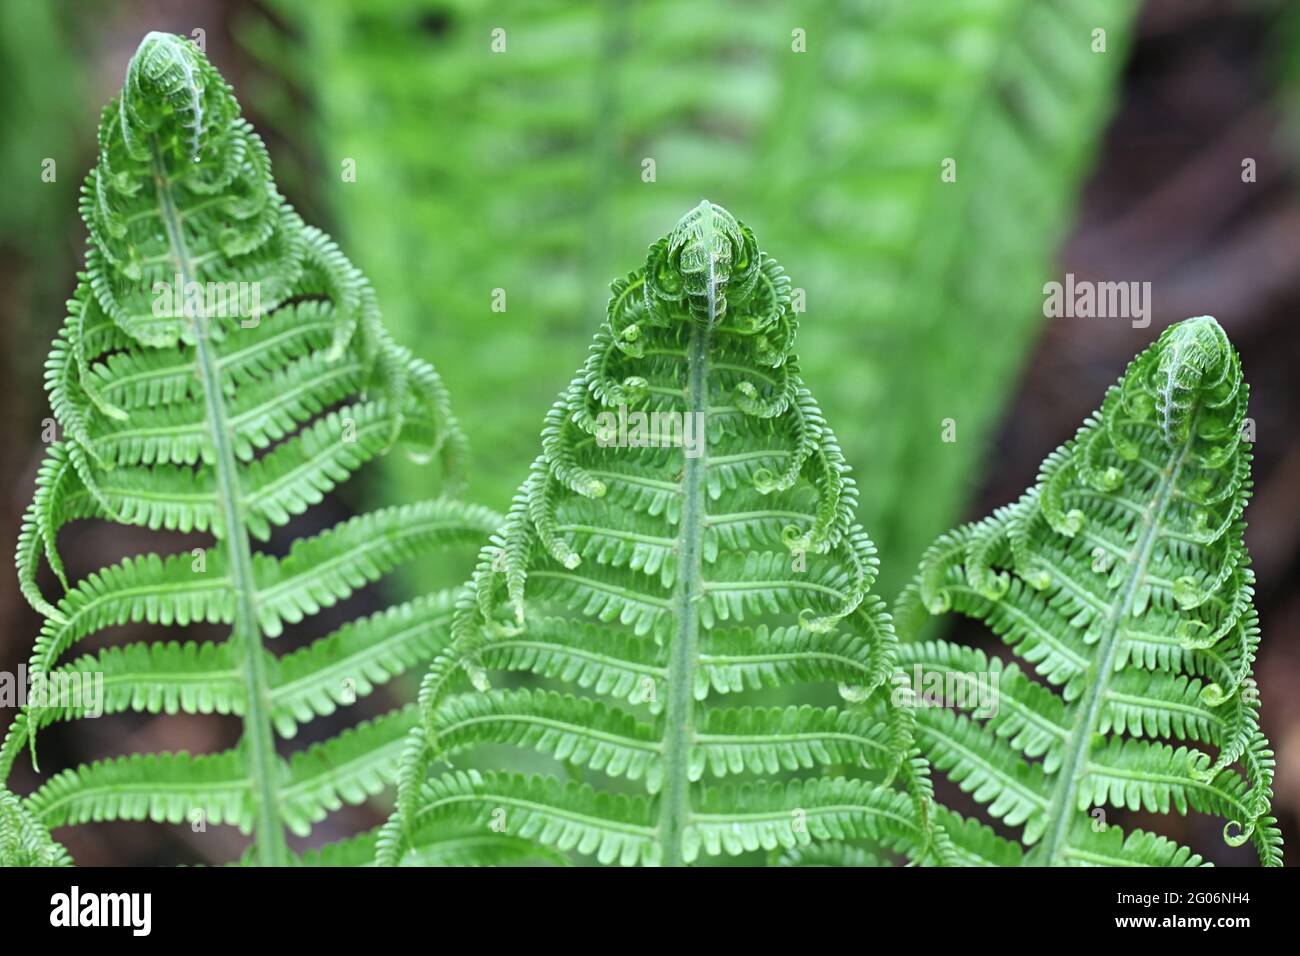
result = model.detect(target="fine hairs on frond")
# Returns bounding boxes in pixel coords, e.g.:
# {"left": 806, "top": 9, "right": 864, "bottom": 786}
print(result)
{"left": 895, "top": 316, "right": 1282, "bottom": 867}
{"left": 378, "top": 201, "right": 942, "bottom": 868}
{"left": 1, "top": 32, "right": 493, "bottom": 867}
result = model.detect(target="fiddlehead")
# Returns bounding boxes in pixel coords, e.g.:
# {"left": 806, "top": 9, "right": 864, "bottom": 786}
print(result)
{"left": 380, "top": 202, "right": 935, "bottom": 867}
{"left": 898, "top": 316, "right": 1282, "bottom": 866}
{"left": 2, "top": 33, "right": 487, "bottom": 867}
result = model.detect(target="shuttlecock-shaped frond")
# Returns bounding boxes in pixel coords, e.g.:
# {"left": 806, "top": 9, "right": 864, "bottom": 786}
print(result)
{"left": 897, "top": 317, "right": 1281, "bottom": 866}
{"left": 2, "top": 33, "right": 489, "bottom": 867}
{"left": 379, "top": 202, "right": 941, "bottom": 867}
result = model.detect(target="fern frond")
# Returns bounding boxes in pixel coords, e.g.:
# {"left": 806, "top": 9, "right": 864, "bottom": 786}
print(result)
{"left": 382, "top": 203, "right": 929, "bottom": 867}
{"left": 2, "top": 33, "right": 488, "bottom": 866}
{"left": 899, "top": 317, "right": 1282, "bottom": 866}
{"left": 773, "top": 844, "right": 885, "bottom": 868}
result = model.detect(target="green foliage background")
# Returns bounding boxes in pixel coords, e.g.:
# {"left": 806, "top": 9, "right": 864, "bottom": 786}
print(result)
{"left": 241, "top": 0, "right": 1135, "bottom": 596}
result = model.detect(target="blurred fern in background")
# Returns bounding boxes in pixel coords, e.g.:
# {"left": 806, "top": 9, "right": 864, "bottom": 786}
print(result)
{"left": 240, "top": 0, "right": 1138, "bottom": 596}
{"left": 0, "top": 0, "right": 84, "bottom": 417}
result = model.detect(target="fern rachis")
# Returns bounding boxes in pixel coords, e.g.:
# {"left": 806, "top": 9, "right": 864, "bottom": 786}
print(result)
{"left": 896, "top": 316, "right": 1282, "bottom": 866}
{"left": 0, "top": 33, "right": 494, "bottom": 867}
{"left": 378, "top": 201, "right": 941, "bottom": 867}
{"left": 149, "top": 98, "right": 287, "bottom": 859}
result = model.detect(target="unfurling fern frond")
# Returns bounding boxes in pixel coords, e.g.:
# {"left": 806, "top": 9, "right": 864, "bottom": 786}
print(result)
{"left": 0, "top": 33, "right": 493, "bottom": 867}
{"left": 895, "top": 316, "right": 1282, "bottom": 867}
{"left": 379, "top": 202, "right": 937, "bottom": 867}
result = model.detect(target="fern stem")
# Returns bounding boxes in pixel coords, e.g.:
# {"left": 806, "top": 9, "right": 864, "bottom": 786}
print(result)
{"left": 1037, "top": 413, "right": 1197, "bottom": 865}
{"left": 659, "top": 316, "right": 711, "bottom": 866}
{"left": 150, "top": 145, "right": 288, "bottom": 866}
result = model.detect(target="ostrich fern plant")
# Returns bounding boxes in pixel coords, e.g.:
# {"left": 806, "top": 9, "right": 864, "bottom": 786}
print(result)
{"left": 377, "top": 201, "right": 947, "bottom": 867}
{"left": 0, "top": 33, "right": 497, "bottom": 867}
{"left": 895, "top": 316, "right": 1282, "bottom": 866}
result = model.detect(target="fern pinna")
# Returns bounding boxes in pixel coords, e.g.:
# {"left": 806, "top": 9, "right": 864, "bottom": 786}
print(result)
{"left": 378, "top": 201, "right": 941, "bottom": 867}
{"left": 0, "top": 33, "right": 496, "bottom": 867}
{"left": 895, "top": 316, "right": 1282, "bottom": 866}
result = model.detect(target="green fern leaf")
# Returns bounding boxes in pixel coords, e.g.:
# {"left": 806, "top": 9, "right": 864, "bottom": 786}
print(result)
{"left": 773, "top": 844, "right": 886, "bottom": 868}
{"left": 27, "top": 750, "right": 254, "bottom": 832}
{"left": 280, "top": 825, "right": 566, "bottom": 868}
{"left": 0, "top": 788, "right": 71, "bottom": 868}
{"left": 1, "top": 32, "right": 492, "bottom": 866}
{"left": 280, "top": 707, "right": 418, "bottom": 836}
{"left": 269, "top": 589, "right": 459, "bottom": 737}
{"left": 380, "top": 202, "right": 933, "bottom": 867}
{"left": 896, "top": 316, "right": 1282, "bottom": 866}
